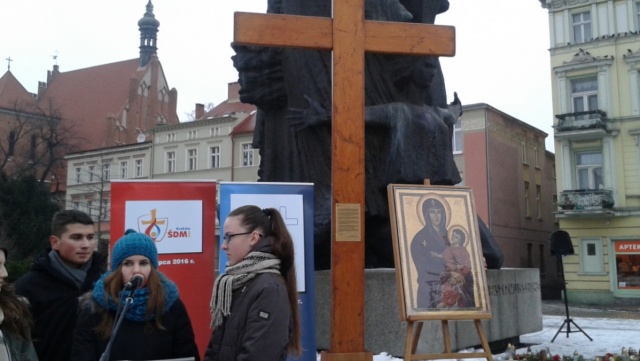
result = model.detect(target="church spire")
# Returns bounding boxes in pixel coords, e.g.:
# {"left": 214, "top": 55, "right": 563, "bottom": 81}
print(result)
{"left": 138, "top": 0, "right": 160, "bottom": 67}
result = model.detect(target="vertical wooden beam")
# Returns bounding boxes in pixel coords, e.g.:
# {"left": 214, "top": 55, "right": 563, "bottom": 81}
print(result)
{"left": 327, "top": 0, "right": 368, "bottom": 357}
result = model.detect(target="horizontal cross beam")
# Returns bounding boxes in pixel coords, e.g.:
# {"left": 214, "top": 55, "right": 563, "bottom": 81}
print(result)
{"left": 234, "top": 12, "right": 455, "bottom": 56}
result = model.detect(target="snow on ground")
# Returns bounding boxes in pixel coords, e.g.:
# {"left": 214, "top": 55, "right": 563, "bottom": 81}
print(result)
{"left": 318, "top": 315, "right": 638, "bottom": 361}
{"left": 518, "top": 315, "right": 639, "bottom": 359}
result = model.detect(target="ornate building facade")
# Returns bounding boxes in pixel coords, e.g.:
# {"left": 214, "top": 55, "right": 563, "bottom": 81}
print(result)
{"left": 541, "top": 0, "right": 640, "bottom": 304}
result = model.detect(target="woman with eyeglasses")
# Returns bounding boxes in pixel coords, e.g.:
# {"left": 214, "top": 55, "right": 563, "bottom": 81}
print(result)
{"left": 205, "top": 205, "right": 301, "bottom": 361}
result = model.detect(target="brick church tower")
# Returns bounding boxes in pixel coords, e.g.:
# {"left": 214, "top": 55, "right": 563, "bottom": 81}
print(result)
{"left": 36, "top": 0, "right": 179, "bottom": 150}
{"left": 0, "top": 1, "right": 179, "bottom": 189}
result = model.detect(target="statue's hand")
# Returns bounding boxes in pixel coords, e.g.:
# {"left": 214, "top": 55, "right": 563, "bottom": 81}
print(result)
{"left": 288, "top": 95, "right": 331, "bottom": 130}
{"left": 448, "top": 92, "right": 463, "bottom": 119}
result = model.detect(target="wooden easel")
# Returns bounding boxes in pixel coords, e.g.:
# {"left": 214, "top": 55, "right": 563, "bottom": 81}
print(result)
{"left": 388, "top": 180, "right": 494, "bottom": 361}
{"left": 404, "top": 318, "right": 493, "bottom": 361}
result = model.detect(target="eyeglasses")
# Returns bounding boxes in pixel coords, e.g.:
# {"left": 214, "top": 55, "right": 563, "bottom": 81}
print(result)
{"left": 223, "top": 231, "right": 260, "bottom": 244}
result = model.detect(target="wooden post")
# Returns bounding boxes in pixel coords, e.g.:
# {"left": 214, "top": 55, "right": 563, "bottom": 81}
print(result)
{"left": 234, "top": 3, "right": 455, "bottom": 359}
{"left": 328, "top": 0, "right": 366, "bottom": 356}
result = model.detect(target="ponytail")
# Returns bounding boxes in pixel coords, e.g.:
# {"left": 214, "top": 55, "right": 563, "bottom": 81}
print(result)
{"left": 228, "top": 205, "right": 302, "bottom": 356}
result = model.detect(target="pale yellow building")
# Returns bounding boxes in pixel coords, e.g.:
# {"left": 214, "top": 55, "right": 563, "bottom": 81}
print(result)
{"left": 541, "top": 0, "right": 640, "bottom": 304}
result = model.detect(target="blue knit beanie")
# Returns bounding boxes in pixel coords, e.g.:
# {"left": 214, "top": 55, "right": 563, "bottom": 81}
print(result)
{"left": 111, "top": 229, "right": 158, "bottom": 270}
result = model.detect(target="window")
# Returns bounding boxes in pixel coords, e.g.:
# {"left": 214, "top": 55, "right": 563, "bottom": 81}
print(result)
{"left": 188, "top": 130, "right": 198, "bottom": 140}
{"left": 7, "top": 131, "right": 16, "bottom": 157}
{"left": 167, "top": 133, "right": 176, "bottom": 143}
{"left": 575, "top": 151, "right": 603, "bottom": 189}
{"left": 242, "top": 143, "right": 254, "bottom": 166}
{"left": 524, "top": 181, "right": 530, "bottom": 217}
{"left": 452, "top": 118, "right": 462, "bottom": 153}
{"left": 539, "top": 244, "right": 546, "bottom": 277}
{"left": 210, "top": 146, "right": 220, "bottom": 169}
{"left": 75, "top": 167, "right": 82, "bottom": 184}
{"left": 534, "top": 144, "right": 540, "bottom": 167}
{"left": 522, "top": 140, "right": 527, "bottom": 164}
{"left": 527, "top": 243, "right": 533, "bottom": 268}
{"left": 100, "top": 199, "right": 109, "bottom": 220}
{"left": 211, "top": 127, "right": 221, "bottom": 137}
{"left": 29, "top": 134, "right": 37, "bottom": 161}
{"left": 120, "top": 161, "right": 128, "bottom": 179}
{"left": 555, "top": 48, "right": 612, "bottom": 116}
{"left": 571, "top": 77, "right": 598, "bottom": 119}
{"left": 88, "top": 165, "right": 95, "bottom": 182}
{"left": 166, "top": 151, "right": 176, "bottom": 173}
{"left": 73, "top": 201, "right": 80, "bottom": 210}
{"left": 135, "top": 159, "right": 143, "bottom": 178}
{"left": 536, "top": 185, "right": 542, "bottom": 219}
{"left": 103, "top": 163, "right": 111, "bottom": 180}
{"left": 86, "top": 200, "right": 93, "bottom": 217}
{"left": 572, "top": 11, "right": 591, "bottom": 44}
{"left": 637, "top": 2, "right": 640, "bottom": 30}
{"left": 187, "top": 149, "right": 198, "bottom": 171}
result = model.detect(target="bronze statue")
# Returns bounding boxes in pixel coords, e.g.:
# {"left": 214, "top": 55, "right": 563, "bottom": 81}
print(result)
{"left": 232, "top": 0, "right": 504, "bottom": 270}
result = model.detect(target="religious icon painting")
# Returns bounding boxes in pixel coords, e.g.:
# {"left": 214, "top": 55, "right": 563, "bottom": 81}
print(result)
{"left": 387, "top": 184, "right": 491, "bottom": 321}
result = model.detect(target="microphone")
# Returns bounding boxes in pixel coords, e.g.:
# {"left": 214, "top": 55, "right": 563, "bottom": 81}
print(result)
{"left": 124, "top": 274, "right": 145, "bottom": 290}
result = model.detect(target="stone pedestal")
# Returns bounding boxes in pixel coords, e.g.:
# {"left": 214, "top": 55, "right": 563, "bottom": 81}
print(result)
{"left": 314, "top": 268, "right": 542, "bottom": 356}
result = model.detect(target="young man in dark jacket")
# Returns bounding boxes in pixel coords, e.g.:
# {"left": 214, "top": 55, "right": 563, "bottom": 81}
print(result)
{"left": 15, "top": 210, "right": 107, "bottom": 361}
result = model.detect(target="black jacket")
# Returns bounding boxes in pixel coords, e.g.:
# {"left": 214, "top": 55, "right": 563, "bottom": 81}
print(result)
{"left": 204, "top": 272, "right": 292, "bottom": 361}
{"left": 14, "top": 249, "right": 106, "bottom": 361}
{"left": 71, "top": 297, "right": 200, "bottom": 361}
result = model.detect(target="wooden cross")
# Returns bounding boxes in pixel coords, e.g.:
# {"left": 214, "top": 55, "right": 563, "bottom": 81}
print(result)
{"left": 234, "top": 2, "right": 455, "bottom": 359}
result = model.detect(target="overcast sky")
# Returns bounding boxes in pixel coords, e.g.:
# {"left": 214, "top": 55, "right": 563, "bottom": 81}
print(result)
{"left": 1, "top": 0, "right": 554, "bottom": 151}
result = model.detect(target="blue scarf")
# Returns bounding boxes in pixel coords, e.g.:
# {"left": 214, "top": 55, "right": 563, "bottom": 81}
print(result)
{"left": 92, "top": 272, "right": 179, "bottom": 322}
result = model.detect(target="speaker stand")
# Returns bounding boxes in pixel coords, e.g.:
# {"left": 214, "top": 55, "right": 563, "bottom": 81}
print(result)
{"left": 551, "top": 257, "right": 592, "bottom": 342}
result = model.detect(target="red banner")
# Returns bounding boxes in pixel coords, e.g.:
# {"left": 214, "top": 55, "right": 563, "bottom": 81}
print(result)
{"left": 110, "top": 180, "right": 216, "bottom": 356}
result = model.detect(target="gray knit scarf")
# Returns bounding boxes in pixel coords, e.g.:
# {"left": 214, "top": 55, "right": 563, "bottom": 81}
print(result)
{"left": 210, "top": 251, "right": 281, "bottom": 328}
{"left": 49, "top": 250, "right": 91, "bottom": 288}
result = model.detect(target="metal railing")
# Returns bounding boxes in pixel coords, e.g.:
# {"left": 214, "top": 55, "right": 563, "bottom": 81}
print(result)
{"left": 558, "top": 189, "right": 614, "bottom": 210}
{"left": 555, "top": 110, "right": 607, "bottom": 132}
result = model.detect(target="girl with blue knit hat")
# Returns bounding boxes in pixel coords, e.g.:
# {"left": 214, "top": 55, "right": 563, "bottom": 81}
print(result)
{"left": 70, "top": 229, "right": 200, "bottom": 360}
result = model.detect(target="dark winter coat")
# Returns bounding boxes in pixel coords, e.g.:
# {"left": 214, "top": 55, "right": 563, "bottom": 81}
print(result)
{"left": 204, "top": 272, "right": 292, "bottom": 361}
{"left": 14, "top": 249, "right": 106, "bottom": 361}
{"left": 71, "top": 297, "right": 199, "bottom": 361}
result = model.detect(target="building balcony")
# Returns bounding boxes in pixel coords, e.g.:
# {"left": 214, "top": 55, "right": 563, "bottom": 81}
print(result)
{"left": 555, "top": 110, "right": 608, "bottom": 132}
{"left": 557, "top": 189, "right": 615, "bottom": 217}
{"left": 555, "top": 110, "right": 609, "bottom": 141}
